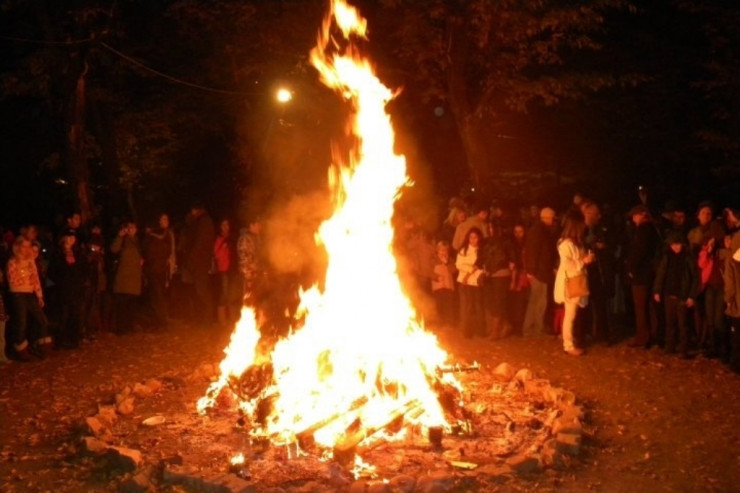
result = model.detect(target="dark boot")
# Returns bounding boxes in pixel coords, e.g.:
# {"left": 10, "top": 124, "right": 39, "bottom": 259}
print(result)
{"left": 29, "top": 342, "right": 46, "bottom": 360}
{"left": 14, "top": 346, "right": 34, "bottom": 362}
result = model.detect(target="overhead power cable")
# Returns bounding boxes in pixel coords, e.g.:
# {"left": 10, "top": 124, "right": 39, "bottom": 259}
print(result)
{"left": 100, "top": 42, "right": 257, "bottom": 96}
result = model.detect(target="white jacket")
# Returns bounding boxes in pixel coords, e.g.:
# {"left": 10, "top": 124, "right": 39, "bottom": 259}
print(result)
{"left": 554, "top": 238, "right": 589, "bottom": 307}
{"left": 455, "top": 246, "right": 484, "bottom": 287}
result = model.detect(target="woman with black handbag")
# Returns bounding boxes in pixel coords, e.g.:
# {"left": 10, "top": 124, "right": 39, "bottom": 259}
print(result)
{"left": 554, "top": 210, "right": 595, "bottom": 356}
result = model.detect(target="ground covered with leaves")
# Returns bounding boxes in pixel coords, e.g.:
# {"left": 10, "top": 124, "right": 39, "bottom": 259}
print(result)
{"left": 1, "top": 321, "right": 739, "bottom": 492}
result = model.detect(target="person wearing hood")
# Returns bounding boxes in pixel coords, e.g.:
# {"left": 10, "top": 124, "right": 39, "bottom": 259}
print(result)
{"left": 653, "top": 232, "right": 699, "bottom": 358}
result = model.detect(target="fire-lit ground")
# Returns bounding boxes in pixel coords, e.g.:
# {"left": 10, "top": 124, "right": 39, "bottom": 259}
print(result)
{"left": 1, "top": 322, "right": 739, "bottom": 492}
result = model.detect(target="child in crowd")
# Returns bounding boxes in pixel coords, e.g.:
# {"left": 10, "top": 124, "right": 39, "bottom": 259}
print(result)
{"left": 653, "top": 232, "right": 699, "bottom": 357}
{"left": 431, "top": 241, "right": 456, "bottom": 327}
{"left": 7, "top": 236, "right": 51, "bottom": 360}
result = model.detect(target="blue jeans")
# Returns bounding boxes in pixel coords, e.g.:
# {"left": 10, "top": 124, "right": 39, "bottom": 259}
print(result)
{"left": 523, "top": 278, "right": 547, "bottom": 335}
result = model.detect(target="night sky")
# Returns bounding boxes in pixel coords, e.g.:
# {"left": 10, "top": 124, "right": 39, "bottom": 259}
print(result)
{"left": 0, "top": 0, "right": 738, "bottom": 230}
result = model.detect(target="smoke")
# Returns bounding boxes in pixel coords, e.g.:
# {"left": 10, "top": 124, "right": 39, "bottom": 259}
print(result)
{"left": 263, "top": 190, "right": 332, "bottom": 285}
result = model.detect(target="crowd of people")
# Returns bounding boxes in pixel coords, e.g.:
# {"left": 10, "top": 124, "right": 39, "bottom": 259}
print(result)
{"left": 0, "top": 203, "right": 265, "bottom": 363}
{"left": 398, "top": 193, "right": 740, "bottom": 372}
{"left": 2, "top": 192, "right": 740, "bottom": 376}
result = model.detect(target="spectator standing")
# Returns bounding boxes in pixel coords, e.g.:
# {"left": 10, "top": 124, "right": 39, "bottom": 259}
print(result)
{"left": 144, "top": 215, "right": 173, "bottom": 329}
{"left": 687, "top": 202, "right": 726, "bottom": 347}
{"left": 698, "top": 236, "right": 727, "bottom": 358}
{"left": 455, "top": 227, "right": 486, "bottom": 338}
{"left": 7, "top": 237, "right": 51, "bottom": 360}
{"left": 438, "top": 207, "right": 466, "bottom": 247}
{"left": 182, "top": 203, "right": 215, "bottom": 326}
{"left": 238, "top": 217, "right": 264, "bottom": 305}
{"left": 214, "top": 219, "right": 237, "bottom": 326}
{"left": 47, "top": 231, "right": 87, "bottom": 348}
{"left": 653, "top": 232, "right": 699, "bottom": 357}
{"left": 480, "top": 222, "right": 514, "bottom": 339}
{"left": 584, "top": 203, "right": 614, "bottom": 344}
{"left": 85, "top": 225, "right": 107, "bottom": 336}
{"left": 452, "top": 203, "right": 490, "bottom": 252}
{"left": 509, "top": 223, "right": 529, "bottom": 334}
{"left": 554, "top": 210, "right": 595, "bottom": 356}
{"left": 110, "top": 221, "right": 142, "bottom": 334}
{"left": 625, "top": 204, "right": 661, "bottom": 347}
{"left": 431, "top": 241, "right": 456, "bottom": 327}
{"left": 522, "top": 207, "right": 557, "bottom": 336}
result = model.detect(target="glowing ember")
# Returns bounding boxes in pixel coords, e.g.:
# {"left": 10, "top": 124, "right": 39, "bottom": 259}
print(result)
{"left": 198, "top": 0, "right": 463, "bottom": 461}
{"left": 230, "top": 452, "right": 246, "bottom": 466}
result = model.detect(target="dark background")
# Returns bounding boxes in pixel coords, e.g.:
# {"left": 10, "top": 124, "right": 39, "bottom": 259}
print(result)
{"left": 0, "top": 0, "right": 738, "bottom": 231}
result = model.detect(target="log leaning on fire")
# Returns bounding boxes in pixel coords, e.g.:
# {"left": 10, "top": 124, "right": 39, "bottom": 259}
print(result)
{"left": 296, "top": 395, "right": 370, "bottom": 449}
{"left": 333, "top": 399, "right": 423, "bottom": 464}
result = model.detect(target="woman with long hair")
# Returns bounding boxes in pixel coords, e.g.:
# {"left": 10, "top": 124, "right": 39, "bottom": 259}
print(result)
{"left": 554, "top": 210, "right": 595, "bottom": 356}
{"left": 455, "top": 227, "right": 485, "bottom": 338}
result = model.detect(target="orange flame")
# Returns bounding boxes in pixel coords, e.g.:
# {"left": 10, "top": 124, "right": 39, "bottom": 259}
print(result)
{"left": 199, "top": 0, "right": 460, "bottom": 456}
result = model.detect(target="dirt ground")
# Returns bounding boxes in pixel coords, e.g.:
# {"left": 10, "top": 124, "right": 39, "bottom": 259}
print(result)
{"left": 1, "top": 320, "right": 739, "bottom": 492}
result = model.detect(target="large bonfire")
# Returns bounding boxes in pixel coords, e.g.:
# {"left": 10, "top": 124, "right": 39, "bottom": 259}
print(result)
{"left": 198, "top": 0, "right": 464, "bottom": 463}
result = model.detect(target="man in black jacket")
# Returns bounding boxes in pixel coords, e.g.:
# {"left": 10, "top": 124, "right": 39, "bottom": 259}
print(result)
{"left": 522, "top": 207, "right": 557, "bottom": 336}
{"left": 625, "top": 204, "right": 661, "bottom": 347}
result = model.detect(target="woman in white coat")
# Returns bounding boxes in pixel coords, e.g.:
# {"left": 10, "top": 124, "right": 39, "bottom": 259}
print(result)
{"left": 554, "top": 210, "right": 595, "bottom": 356}
{"left": 456, "top": 227, "right": 486, "bottom": 338}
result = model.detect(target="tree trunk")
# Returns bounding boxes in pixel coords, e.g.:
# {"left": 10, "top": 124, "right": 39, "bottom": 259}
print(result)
{"left": 89, "top": 97, "right": 121, "bottom": 210}
{"left": 445, "top": 25, "right": 488, "bottom": 193}
{"left": 126, "top": 185, "right": 138, "bottom": 221}
{"left": 67, "top": 59, "right": 95, "bottom": 223}
{"left": 457, "top": 116, "right": 489, "bottom": 192}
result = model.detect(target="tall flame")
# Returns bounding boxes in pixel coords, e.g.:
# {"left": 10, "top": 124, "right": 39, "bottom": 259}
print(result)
{"left": 199, "top": 0, "right": 460, "bottom": 455}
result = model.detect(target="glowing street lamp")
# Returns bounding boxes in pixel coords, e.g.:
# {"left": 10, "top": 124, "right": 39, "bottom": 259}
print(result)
{"left": 276, "top": 88, "right": 293, "bottom": 103}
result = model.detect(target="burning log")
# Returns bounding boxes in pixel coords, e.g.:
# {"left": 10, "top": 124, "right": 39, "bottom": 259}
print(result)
{"left": 296, "top": 396, "right": 369, "bottom": 450}
{"left": 333, "top": 399, "right": 422, "bottom": 464}
{"left": 435, "top": 362, "right": 480, "bottom": 375}
{"left": 255, "top": 393, "right": 279, "bottom": 427}
{"left": 433, "top": 380, "right": 467, "bottom": 422}
{"left": 230, "top": 363, "right": 274, "bottom": 402}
